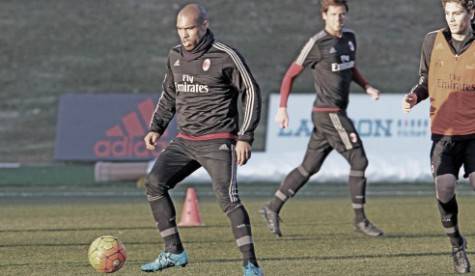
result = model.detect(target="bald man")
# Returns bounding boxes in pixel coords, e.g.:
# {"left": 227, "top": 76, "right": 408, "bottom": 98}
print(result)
{"left": 141, "top": 4, "right": 263, "bottom": 276}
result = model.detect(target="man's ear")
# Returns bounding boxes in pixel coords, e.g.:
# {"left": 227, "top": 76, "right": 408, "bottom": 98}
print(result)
{"left": 202, "top": 19, "right": 209, "bottom": 29}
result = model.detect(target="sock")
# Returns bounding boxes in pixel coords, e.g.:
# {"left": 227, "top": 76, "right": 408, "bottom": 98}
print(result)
{"left": 149, "top": 193, "right": 184, "bottom": 254}
{"left": 353, "top": 205, "right": 366, "bottom": 223}
{"left": 268, "top": 166, "right": 309, "bottom": 213}
{"left": 267, "top": 190, "right": 287, "bottom": 214}
{"left": 349, "top": 175, "right": 367, "bottom": 223}
{"left": 438, "top": 195, "right": 463, "bottom": 247}
{"left": 227, "top": 205, "right": 258, "bottom": 267}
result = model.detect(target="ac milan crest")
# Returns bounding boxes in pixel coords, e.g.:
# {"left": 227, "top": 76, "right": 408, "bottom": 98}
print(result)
{"left": 202, "top": 58, "right": 211, "bottom": 71}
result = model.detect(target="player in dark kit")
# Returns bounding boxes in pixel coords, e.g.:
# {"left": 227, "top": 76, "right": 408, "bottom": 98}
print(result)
{"left": 141, "top": 4, "right": 263, "bottom": 276}
{"left": 261, "top": 0, "right": 384, "bottom": 238}
{"left": 402, "top": 0, "right": 475, "bottom": 273}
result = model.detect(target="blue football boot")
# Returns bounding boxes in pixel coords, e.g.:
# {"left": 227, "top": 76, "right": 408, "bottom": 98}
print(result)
{"left": 141, "top": 250, "right": 188, "bottom": 272}
{"left": 243, "top": 262, "right": 263, "bottom": 276}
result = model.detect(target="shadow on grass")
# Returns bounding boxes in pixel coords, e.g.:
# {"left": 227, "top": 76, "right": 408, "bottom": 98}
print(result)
{"left": 3, "top": 232, "right": 475, "bottom": 248}
{"left": 0, "top": 251, "right": 457, "bottom": 269}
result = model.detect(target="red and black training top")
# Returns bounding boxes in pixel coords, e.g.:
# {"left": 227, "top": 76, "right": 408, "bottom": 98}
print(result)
{"left": 280, "top": 28, "right": 368, "bottom": 112}
{"left": 149, "top": 30, "right": 261, "bottom": 144}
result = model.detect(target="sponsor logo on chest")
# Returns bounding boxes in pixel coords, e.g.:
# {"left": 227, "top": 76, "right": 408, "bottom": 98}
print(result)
{"left": 328, "top": 40, "right": 355, "bottom": 72}
{"left": 331, "top": 55, "right": 354, "bottom": 72}
{"left": 175, "top": 74, "right": 209, "bottom": 93}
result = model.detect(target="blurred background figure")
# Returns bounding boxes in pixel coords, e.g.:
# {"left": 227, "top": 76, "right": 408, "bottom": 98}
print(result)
{"left": 261, "top": 0, "right": 383, "bottom": 238}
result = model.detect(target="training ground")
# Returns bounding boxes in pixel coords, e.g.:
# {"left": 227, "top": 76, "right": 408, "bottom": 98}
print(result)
{"left": 1, "top": 174, "right": 475, "bottom": 275}
{"left": 0, "top": 1, "right": 470, "bottom": 275}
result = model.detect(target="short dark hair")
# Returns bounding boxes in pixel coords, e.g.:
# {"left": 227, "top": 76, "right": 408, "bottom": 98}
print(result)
{"left": 441, "top": 0, "right": 475, "bottom": 11}
{"left": 321, "top": 0, "right": 349, "bottom": 13}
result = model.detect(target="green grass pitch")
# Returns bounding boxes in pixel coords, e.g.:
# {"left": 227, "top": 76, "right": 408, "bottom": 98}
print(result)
{"left": 1, "top": 196, "right": 474, "bottom": 275}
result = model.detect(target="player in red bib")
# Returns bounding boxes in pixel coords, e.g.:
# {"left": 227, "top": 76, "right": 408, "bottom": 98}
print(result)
{"left": 402, "top": 0, "right": 475, "bottom": 273}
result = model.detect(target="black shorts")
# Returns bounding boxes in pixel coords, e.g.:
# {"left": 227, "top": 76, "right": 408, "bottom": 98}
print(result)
{"left": 430, "top": 137, "right": 475, "bottom": 178}
{"left": 309, "top": 111, "right": 363, "bottom": 153}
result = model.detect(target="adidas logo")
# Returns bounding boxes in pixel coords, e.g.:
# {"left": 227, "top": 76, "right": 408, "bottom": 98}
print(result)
{"left": 219, "top": 144, "right": 230, "bottom": 151}
{"left": 174, "top": 59, "right": 180, "bottom": 67}
{"left": 94, "top": 98, "right": 169, "bottom": 158}
{"left": 329, "top": 47, "right": 336, "bottom": 54}
{"left": 348, "top": 41, "right": 355, "bottom": 51}
{"left": 104, "top": 99, "right": 154, "bottom": 138}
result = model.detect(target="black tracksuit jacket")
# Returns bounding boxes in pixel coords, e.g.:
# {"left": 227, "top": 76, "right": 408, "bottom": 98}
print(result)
{"left": 150, "top": 31, "right": 261, "bottom": 144}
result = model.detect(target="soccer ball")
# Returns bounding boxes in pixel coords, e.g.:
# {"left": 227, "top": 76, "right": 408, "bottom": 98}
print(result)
{"left": 88, "top": 235, "right": 127, "bottom": 273}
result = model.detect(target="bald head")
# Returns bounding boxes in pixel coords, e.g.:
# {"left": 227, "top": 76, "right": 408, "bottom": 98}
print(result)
{"left": 176, "top": 3, "right": 209, "bottom": 51}
{"left": 177, "top": 3, "right": 208, "bottom": 25}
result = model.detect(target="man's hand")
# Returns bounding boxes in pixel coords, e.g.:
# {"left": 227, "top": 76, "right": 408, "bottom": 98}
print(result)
{"left": 366, "top": 85, "right": 380, "bottom": 101}
{"left": 402, "top": 93, "right": 418, "bottom": 113}
{"left": 275, "top": 107, "right": 289, "bottom": 129}
{"left": 235, "top": 141, "right": 251, "bottom": 166}
{"left": 144, "top": 131, "right": 161, "bottom": 151}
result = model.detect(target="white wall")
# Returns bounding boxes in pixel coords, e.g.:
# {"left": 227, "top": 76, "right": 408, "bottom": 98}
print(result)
{"left": 256, "top": 94, "right": 432, "bottom": 182}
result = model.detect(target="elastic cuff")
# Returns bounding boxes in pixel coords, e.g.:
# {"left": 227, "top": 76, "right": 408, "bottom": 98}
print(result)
{"left": 148, "top": 128, "right": 163, "bottom": 135}
{"left": 237, "top": 135, "right": 253, "bottom": 145}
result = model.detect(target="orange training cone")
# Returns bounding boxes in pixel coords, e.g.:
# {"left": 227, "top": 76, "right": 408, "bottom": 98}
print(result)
{"left": 178, "top": 187, "right": 204, "bottom": 227}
